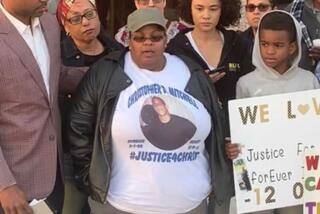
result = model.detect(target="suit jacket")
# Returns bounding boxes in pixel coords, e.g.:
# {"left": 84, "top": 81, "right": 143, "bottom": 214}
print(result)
{"left": 0, "top": 11, "right": 76, "bottom": 200}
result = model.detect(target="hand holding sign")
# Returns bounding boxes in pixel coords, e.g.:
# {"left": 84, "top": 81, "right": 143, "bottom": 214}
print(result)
{"left": 225, "top": 137, "right": 241, "bottom": 160}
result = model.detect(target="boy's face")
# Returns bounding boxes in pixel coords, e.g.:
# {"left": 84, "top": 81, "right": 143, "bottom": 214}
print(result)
{"left": 259, "top": 29, "right": 297, "bottom": 74}
{"left": 246, "top": 0, "right": 272, "bottom": 30}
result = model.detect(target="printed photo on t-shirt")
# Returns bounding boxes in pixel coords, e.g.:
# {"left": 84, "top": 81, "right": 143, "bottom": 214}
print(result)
{"left": 140, "top": 95, "right": 197, "bottom": 151}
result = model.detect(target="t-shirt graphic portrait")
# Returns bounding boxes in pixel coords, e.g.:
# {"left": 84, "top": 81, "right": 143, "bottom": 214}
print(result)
{"left": 140, "top": 95, "right": 197, "bottom": 151}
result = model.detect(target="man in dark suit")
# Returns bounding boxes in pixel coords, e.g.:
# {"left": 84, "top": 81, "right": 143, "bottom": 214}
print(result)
{"left": 0, "top": 0, "right": 84, "bottom": 213}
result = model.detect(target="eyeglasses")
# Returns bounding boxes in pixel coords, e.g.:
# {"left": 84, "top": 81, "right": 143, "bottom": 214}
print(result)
{"left": 137, "top": 0, "right": 164, "bottom": 6}
{"left": 132, "top": 34, "right": 165, "bottom": 43}
{"left": 245, "top": 4, "right": 271, "bottom": 12}
{"left": 67, "top": 9, "right": 97, "bottom": 25}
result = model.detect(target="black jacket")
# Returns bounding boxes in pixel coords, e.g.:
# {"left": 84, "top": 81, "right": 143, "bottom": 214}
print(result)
{"left": 60, "top": 31, "right": 122, "bottom": 152}
{"left": 167, "top": 28, "right": 254, "bottom": 130}
{"left": 61, "top": 31, "right": 122, "bottom": 67}
{"left": 68, "top": 50, "right": 234, "bottom": 211}
{"left": 239, "top": 27, "right": 255, "bottom": 60}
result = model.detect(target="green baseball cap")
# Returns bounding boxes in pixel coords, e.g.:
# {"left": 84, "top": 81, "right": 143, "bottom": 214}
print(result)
{"left": 127, "top": 8, "right": 167, "bottom": 32}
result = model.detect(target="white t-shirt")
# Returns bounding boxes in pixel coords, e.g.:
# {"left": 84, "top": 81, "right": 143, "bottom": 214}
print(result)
{"left": 108, "top": 52, "right": 212, "bottom": 214}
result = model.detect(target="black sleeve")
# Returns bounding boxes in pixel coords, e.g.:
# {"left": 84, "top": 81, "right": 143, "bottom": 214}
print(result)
{"left": 239, "top": 36, "right": 255, "bottom": 76}
{"left": 67, "top": 64, "right": 99, "bottom": 194}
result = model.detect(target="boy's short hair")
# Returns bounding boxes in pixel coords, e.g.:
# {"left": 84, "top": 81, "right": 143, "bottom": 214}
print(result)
{"left": 259, "top": 11, "right": 296, "bottom": 43}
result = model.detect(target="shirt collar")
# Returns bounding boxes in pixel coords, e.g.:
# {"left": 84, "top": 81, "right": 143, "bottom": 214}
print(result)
{"left": 0, "top": 3, "right": 41, "bottom": 35}
{"left": 61, "top": 33, "right": 82, "bottom": 59}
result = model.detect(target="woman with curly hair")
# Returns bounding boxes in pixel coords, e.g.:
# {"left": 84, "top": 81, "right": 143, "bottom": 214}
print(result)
{"left": 167, "top": 0, "right": 254, "bottom": 127}
{"left": 167, "top": 0, "right": 254, "bottom": 212}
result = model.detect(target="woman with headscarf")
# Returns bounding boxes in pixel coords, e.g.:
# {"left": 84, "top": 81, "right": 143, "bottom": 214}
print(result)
{"left": 56, "top": 0, "right": 121, "bottom": 213}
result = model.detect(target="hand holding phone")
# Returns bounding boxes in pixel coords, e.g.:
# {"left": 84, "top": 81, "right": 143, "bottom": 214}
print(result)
{"left": 206, "top": 66, "right": 226, "bottom": 83}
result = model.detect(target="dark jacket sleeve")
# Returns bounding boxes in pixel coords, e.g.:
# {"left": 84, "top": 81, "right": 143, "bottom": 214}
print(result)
{"left": 238, "top": 35, "right": 255, "bottom": 76}
{"left": 197, "top": 70, "right": 234, "bottom": 204}
{"left": 67, "top": 64, "right": 99, "bottom": 194}
{"left": 60, "top": 65, "right": 88, "bottom": 95}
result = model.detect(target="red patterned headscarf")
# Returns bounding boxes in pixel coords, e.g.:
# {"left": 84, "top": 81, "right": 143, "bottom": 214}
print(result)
{"left": 56, "top": 0, "right": 75, "bottom": 26}
{"left": 56, "top": 0, "right": 96, "bottom": 26}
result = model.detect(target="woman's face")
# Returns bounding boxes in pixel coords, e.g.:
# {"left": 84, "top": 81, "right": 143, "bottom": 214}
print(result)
{"left": 64, "top": 0, "right": 100, "bottom": 44}
{"left": 191, "top": 0, "right": 221, "bottom": 32}
{"left": 129, "top": 25, "right": 167, "bottom": 71}
{"left": 134, "top": 0, "right": 166, "bottom": 13}
{"left": 245, "top": 0, "right": 273, "bottom": 30}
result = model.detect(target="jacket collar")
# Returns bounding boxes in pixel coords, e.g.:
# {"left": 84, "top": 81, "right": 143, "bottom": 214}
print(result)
{"left": 62, "top": 31, "right": 122, "bottom": 59}
{"left": 0, "top": 7, "right": 12, "bottom": 34}
{"left": 170, "top": 27, "right": 239, "bottom": 68}
{"left": 177, "top": 53, "right": 203, "bottom": 73}
{"left": 104, "top": 49, "right": 202, "bottom": 74}
{"left": 0, "top": 10, "right": 55, "bottom": 101}
{"left": 242, "top": 27, "right": 254, "bottom": 41}
{"left": 61, "top": 32, "right": 79, "bottom": 59}
{"left": 102, "top": 50, "right": 204, "bottom": 106}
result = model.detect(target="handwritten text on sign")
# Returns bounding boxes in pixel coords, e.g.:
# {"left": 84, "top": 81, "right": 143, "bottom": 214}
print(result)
{"left": 304, "top": 149, "right": 320, "bottom": 214}
{"left": 228, "top": 89, "right": 320, "bottom": 213}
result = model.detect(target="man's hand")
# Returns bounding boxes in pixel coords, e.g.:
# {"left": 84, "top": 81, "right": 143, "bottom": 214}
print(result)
{"left": 309, "top": 46, "right": 320, "bottom": 61}
{"left": 0, "top": 185, "right": 33, "bottom": 214}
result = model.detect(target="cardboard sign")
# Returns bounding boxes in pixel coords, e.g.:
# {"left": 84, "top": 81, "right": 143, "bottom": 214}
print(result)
{"left": 228, "top": 89, "right": 320, "bottom": 213}
{"left": 304, "top": 149, "right": 320, "bottom": 214}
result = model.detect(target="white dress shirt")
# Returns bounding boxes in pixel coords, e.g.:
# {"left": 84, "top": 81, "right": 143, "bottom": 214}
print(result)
{"left": 0, "top": 4, "right": 51, "bottom": 95}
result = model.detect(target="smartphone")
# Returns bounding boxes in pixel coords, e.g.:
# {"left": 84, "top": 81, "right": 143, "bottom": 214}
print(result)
{"left": 208, "top": 66, "right": 226, "bottom": 74}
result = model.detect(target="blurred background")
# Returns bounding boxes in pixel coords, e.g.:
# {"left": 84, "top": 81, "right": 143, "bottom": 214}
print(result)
{"left": 48, "top": 0, "right": 293, "bottom": 38}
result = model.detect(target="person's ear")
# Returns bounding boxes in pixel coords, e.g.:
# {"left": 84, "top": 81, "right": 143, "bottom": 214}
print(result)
{"left": 289, "top": 41, "right": 297, "bottom": 55}
{"left": 64, "top": 24, "right": 71, "bottom": 36}
{"left": 128, "top": 32, "right": 132, "bottom": 48}
{"left": 128, "top": 38, "right": 132, "bottom": 50}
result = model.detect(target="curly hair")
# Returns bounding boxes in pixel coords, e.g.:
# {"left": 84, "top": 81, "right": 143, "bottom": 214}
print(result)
{"left": 179, "top": 0, "right": 241, "bottom": 28}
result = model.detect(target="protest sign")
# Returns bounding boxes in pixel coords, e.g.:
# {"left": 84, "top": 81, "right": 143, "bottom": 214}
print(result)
{"left": 229, "top": 89, "right": 320, "bottom": 213}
